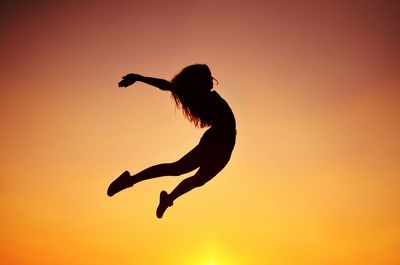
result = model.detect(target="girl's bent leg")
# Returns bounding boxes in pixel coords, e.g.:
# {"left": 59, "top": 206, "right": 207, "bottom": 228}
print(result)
{"left": 169, "top": 167, "right": 216, "bottom": 201}
{"left": 156, "top": 166, "right": 220, "bottom": 218}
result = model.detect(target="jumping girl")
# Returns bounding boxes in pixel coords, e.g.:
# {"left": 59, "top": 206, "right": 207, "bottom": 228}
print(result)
{"left": 107, "top": 64, "right": 236, "bottom": 218}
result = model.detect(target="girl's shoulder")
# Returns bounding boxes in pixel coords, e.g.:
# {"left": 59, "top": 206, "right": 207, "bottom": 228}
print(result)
{"left": 210, "top": 91, "right": 228, "bottom": 105}
{"left": 210, "top": 90, "right": 223, "bottom": 101}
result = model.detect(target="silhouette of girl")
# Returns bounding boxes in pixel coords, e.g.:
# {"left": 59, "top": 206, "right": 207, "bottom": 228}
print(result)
{"left": 107, "top": 64, "right": 236, "bottom": 218}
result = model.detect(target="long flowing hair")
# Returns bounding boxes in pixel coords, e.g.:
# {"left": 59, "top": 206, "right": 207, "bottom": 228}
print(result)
{"left": 171, "top": 64, "right": 216, "bottom": 128}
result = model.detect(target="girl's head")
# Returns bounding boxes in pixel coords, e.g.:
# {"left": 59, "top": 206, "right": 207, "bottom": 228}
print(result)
{"left": 171, "top": 64, "right": 214, "bottom": 94}
{"left": 171, "top": 64, "right": 216, "bottom": 128}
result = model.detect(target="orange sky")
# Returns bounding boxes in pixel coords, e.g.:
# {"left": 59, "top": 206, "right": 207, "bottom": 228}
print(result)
{"left": 1, "top": 1, "right": 399, "bottom": 264}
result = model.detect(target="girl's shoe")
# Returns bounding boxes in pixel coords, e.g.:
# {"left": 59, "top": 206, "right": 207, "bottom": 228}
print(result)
{"left": 156, "top": 191, "right": 173, "bottom": 218}
{"left": 107, "top": 171, "right": 132, "bottom": 196}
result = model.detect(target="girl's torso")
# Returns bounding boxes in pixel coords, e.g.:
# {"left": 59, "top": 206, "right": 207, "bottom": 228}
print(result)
{"left": 202, "top": 91, "right": 236, "bottom": 130}
{"left": 198, "top": 91, "right": 236, "bottom": 149}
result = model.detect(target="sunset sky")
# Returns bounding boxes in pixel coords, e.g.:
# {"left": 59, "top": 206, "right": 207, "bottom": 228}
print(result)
{"left": 1, "top": 1, "right": 399, "bottom": 264}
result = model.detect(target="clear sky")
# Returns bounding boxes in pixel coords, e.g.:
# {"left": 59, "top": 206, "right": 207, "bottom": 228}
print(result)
{"left": 1, "top": 1, "right": 399, "bottom": 264}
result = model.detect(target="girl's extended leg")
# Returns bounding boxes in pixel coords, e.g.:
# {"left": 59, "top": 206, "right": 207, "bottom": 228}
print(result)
{"left": 107, "top": 145, "right": 203, "bottom": 196}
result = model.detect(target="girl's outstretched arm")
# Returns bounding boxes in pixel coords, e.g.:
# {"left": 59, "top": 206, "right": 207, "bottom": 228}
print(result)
{"left": 118, "top": 73, "right": 174, "bottom": 91}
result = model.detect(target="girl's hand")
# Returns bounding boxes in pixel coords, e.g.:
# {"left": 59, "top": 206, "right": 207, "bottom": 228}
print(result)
{"left": 118, "top": 73, "right": 142, "bottom": 87}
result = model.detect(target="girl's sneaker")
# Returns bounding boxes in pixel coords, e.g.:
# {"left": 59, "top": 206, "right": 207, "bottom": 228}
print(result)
{"left": 156, "top": 191, "right": 173, "bottom": 218}
{"left": 107, "top": 171, "right": 132, "bottom": 196}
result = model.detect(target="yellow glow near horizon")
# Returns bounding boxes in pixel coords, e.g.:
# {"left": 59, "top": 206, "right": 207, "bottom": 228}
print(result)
{"left": 178, "top": 239, "right": 241, "bottom": 265}
{"left": 202, "top": 261, "right": 222, "bottom": 265}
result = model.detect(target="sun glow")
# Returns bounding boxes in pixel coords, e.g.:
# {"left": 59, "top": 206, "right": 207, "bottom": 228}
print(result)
{"left": 183, "top": 241, "right": 240, "bottom": 265}
{"left": 192, "top": 258, "right": 229, "bottom": 265}
{"left": 202, "top": 260, "right": 222, "bottom": 265}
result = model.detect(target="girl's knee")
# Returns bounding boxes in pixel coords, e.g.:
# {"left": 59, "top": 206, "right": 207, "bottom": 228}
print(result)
{"left": 195, "top": 175, "right": 214, "bottom": 187}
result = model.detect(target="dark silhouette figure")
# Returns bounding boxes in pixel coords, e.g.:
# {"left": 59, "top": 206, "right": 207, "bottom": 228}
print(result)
{"left": 107, "top": 64, "right": 236, "bottom": 218}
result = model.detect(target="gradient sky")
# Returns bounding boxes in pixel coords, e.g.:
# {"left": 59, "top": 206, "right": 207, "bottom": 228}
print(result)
{"left": 1, "top": 1, "right": 399, "bottom": 264}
